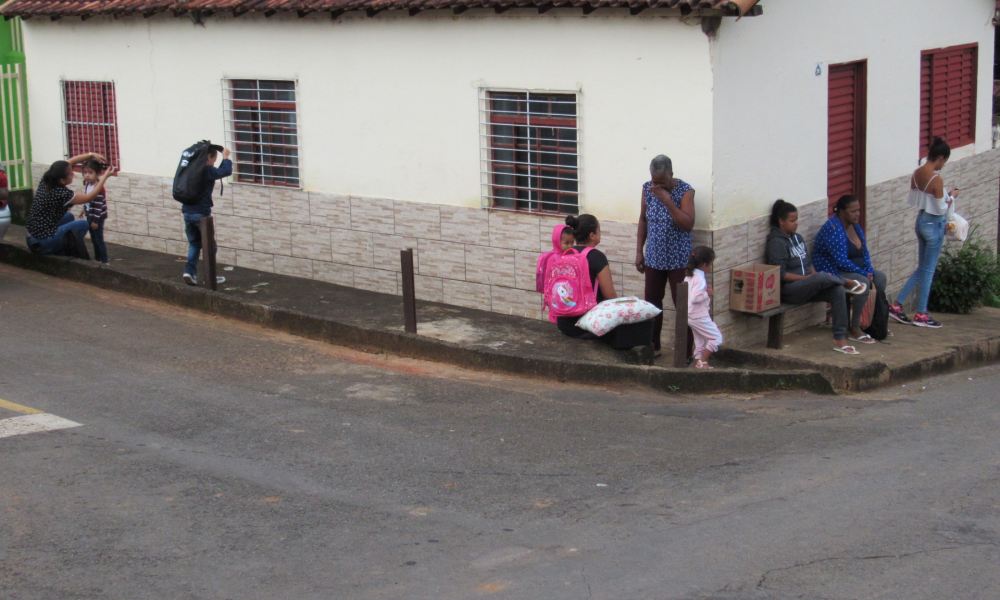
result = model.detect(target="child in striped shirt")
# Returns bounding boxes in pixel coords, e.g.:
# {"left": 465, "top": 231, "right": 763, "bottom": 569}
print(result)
{"left": 80, "top": 158, "right": 110, "bottom": 264}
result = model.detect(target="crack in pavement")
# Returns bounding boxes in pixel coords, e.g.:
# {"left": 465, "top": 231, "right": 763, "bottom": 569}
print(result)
{"left": 754, "top": 543, "right": 996, "bottom": 589}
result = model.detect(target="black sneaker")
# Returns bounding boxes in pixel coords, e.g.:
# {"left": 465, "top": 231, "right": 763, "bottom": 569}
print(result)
{"left": 912, "top": 313, "right": 942, "bottom": 328}
{"left": 183, "top": 273, "right": 198, "bottom": 286}
{"left": 889, "top": 303, "right": 912, "bottom": 325}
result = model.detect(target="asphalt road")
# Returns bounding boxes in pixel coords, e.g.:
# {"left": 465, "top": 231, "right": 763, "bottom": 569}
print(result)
{"left": 1, "top": 263, "right": 999, "bottom": 600}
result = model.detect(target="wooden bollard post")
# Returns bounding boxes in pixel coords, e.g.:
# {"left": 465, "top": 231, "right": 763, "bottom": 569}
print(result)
{"left": 401, "top": 248, "right": 417, "bottom": 334}
{"left": 674, "top": 281, "right": 689, "bottom": 368}
{"left": 200, "top": 215, "right": 218, "bottom": 291}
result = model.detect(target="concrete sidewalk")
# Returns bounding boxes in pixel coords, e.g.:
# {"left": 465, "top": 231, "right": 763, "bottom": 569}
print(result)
{"left": 0, "top": 224, "right": 831, "bottom": 395}
{"left": 7, "top": 223, "right": 1000, "bottom": 393}
{"left": 720, "top": 309, "right": 1000, "bottom": 392}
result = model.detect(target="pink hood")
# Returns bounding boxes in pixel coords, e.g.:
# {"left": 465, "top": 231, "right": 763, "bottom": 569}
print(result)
{"left": 551, "top": 224, "right": 569, "bottom": 252}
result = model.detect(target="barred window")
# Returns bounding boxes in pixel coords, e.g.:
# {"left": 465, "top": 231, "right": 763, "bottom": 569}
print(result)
{"left": 61, "top": 80, "right": 120, "bottom": 168}
{"left": 480, "top": 89, "right": 579, "bottom": 215}
{"left": 223, "top": 79, "right": 300, "bottom": 187}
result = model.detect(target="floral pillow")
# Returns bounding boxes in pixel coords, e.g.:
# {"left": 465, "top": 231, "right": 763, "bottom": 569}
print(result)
{"left": 575, "top": 297, "right": 661, "bottom": 337}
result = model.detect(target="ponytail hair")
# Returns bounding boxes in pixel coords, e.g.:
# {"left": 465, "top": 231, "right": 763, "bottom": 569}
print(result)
{"left": 928, "top": 136, "right": 951, "bottom": 162}
{"left": 686, "top": 246, "right": 716, "bottom": 277}
{"left": 41, "top": 160, "right": 72, "bottom": 188}
{"left": 769, "top": 199, "right": 797, "bottom": 228}
{"left": 565, "top": 214, "right": 600, "bottom": 244}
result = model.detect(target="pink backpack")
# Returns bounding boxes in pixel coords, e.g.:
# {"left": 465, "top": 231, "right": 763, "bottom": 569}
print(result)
{"left": 536, "top": 225, "right": 570, "bottom": 293}
{"left": 543, "top": 248, "right": 598, "bottom": 322}
{"left": 536, "top": 251, "right": 560, "bottom": 294}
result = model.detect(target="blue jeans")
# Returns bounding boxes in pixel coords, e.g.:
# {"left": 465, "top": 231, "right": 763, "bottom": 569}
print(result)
{"left": 25, "top": 212, "right": 89, "bottom": 256}
{"left": 896, "top": 211, "right": 947, "bottom": 313}
{"left": 88, "top": 217, "right": 108, "bottom": 263}
{"left": 183, "top": 212, "right": 205, "bottom": 277}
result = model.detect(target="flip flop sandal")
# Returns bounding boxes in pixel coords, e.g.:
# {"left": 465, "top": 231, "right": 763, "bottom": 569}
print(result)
{"left": 832, "top": 345, "right": 860, "bottom": 355}
{"left": 849, "top": 334, "right": 876, "bottom": 344}
{"left": 695, "top": 360, "right": 714, "bottom": 369}
{"left": 845, "top": 280, "right": 868, "bottom": 295}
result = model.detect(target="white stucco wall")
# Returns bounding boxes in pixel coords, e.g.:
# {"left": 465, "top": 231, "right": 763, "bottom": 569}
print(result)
{"left": 711, "top": 0, "right": 997, "bottom": 229}
{"left": 21, "top": 11, "right": 715, "bottom": 226}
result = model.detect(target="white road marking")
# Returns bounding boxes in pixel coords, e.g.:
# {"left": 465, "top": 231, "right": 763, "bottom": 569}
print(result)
{"left": 0, "top": 413, "right": 82, "bottom": 439}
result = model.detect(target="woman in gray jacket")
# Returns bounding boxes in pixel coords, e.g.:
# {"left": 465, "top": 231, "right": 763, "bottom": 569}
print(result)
{"left": 764, "top": 200, "right": 867, "bottom": 355}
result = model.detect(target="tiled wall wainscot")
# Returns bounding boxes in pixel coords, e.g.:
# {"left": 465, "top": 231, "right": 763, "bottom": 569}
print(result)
{"left": 32, "top": 147, "right": 998, "bottom": 350}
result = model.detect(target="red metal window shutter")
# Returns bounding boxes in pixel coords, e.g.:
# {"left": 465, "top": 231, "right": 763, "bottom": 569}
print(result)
{"left": 920, "top": 44, "right": 977, "bottom": 157}
{"left": 828, "top": 66, "right": 857, "bottom": 207}
{"left": 827, "top": 61, "right": 867, "bottom": 223}
{"left": 63, "top": 81, "right": 121, "bottom": 169}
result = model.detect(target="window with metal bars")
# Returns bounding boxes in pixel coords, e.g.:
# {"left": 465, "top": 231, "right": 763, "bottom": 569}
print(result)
{"left": 921, "top": 44, "right": 978, "bottom": 157}
{"left": 61, "top": 80, "right": 120, "bottom": 168}
{"left": 223, "top": 79, "right": 299, "bottom": 188}
{"left": 480, "top": 89, "right": 579, "bottom": 215}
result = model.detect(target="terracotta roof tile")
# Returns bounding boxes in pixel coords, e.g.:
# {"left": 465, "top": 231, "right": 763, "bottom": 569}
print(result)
{"left": 0, "top": 0, "right": 752, "bottom": 18}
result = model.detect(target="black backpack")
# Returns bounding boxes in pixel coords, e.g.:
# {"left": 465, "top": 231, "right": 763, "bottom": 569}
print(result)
{"left": 172, "top": 140, "right": 214, "bottom": 206}
{"left": 863, "top": 287, "right": 890, "bottom": 341}
{"left": 63, "top": 228, "right": 90, "bottom": 260}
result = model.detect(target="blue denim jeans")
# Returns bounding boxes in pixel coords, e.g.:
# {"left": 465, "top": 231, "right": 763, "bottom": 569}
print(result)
{"left": 26, "top": 212, "right": 89, "bottom": 256}
{"left": 896, "top": 211, "right": 947, "bottom": 313}
{"left": 183, "top": 212, "right": 205, "bottom": 277}
{"left": 88, "top": 216, "right": 108, "bottom": 263}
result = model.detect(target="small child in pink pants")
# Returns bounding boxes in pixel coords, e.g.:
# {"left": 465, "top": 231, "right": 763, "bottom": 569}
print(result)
{"left": 685, "top": 246, "right": 723, "bottom": 369}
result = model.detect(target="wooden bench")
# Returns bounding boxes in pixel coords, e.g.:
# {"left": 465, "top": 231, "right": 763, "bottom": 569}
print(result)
{"left": 675, "top": 285, "right": 816, "bottom": 360}
{"left": 737, "top": 303, "right": 827, "bottom": 350}
{"left": 744, "top": 305, "right": 793, "bottom": 350}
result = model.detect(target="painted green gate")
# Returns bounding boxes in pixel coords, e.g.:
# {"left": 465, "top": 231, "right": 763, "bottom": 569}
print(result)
{"left": 0, "top": 17, "right": 30, "bottom": 191}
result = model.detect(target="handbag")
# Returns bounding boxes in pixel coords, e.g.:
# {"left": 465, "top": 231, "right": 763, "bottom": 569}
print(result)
{"left": 862, "top": 287, "right": 890, "bottom": 341}
{"left": 945, "top": 197, "right": 969, "bottom": 242}
{"left": 859, "top": 285, "right": 877, "bottom": 328}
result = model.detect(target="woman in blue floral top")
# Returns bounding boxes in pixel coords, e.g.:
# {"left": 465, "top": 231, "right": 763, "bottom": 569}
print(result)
{"left": 635, "top": 155, "right": 696, "bottom": 356}
{"left": 813, "top": 194, "right": 887, "bottom": 344}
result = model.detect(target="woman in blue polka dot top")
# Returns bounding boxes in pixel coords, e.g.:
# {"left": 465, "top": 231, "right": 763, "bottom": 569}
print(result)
{"left": 813, "top": 194, "right": 887, "bottom": 344}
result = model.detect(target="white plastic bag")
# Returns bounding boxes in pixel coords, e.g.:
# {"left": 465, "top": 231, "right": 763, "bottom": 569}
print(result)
{"left": 575, "top": 297, "right": 662, "bottom": 337}
{"left": 946, "top": 197, "right": 969, "bottom": 242}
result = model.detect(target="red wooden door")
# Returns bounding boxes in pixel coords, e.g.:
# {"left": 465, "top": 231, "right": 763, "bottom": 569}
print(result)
{"left": 827, "top": 61, "right": 867, "bottom": 223}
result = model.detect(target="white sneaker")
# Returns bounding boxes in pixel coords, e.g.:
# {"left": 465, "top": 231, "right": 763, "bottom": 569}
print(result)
{"left": 183, "top": 273, "right": 198, "bottom": 286}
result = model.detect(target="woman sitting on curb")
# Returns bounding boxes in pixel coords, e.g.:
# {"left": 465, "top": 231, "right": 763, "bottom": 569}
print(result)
{"left": 25, "top": 154, "right": 115, "bottom": 256}
{"left": 556, "top": 214, "right": 618, "bottom": 339}
{"left": 812, "top": 194, "right": 889, "bottom": 345}
{"left": 764, "top": 200, "right": 867, "bottom": 355}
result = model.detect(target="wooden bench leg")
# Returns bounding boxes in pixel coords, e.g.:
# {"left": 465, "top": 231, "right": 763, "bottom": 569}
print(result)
{"left": 674, "top": 282, "right": 689, "bottom": 368}
{"left": 767, "top": 312, "right": 785, "bottom": 349}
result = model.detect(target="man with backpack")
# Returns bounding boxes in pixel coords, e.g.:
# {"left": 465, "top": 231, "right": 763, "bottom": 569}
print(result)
{"left": 177, "top": 143, "right": 231, "bottom": 286}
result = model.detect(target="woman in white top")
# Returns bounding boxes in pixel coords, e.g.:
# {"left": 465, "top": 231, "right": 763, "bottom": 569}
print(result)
{"left": 889, "top": 137, "right": 956, "bottom": 329}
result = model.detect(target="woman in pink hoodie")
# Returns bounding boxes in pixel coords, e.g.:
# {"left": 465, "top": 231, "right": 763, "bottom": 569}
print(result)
{"left": 684, "top": 246, "right": 723, "bottom": 369}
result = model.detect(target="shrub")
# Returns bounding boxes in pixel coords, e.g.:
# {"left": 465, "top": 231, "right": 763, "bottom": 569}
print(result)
{"left": 929, "top": 227, "right": 1000, "bottom": 314}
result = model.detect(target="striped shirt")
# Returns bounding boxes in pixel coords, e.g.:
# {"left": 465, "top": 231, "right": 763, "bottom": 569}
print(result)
{"left": 84, "top": 182, "right": 108, "bottom": 222}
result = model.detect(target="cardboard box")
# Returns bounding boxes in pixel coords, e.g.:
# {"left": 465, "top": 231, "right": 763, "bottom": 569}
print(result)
{"left": 730, "top": 264, "right": 780, "bottom": 313}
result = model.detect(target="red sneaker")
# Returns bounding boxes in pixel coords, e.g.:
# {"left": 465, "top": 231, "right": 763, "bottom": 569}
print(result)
{"left": 889, "top": 303, "right": 912, "bottom": 325}
{"left": 913, "top": 313, "right": 942, "bottom": 328}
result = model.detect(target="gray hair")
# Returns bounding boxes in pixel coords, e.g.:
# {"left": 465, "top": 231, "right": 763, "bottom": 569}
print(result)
{"left": 650, "top": 154, "right": 673, "bottom": 175}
